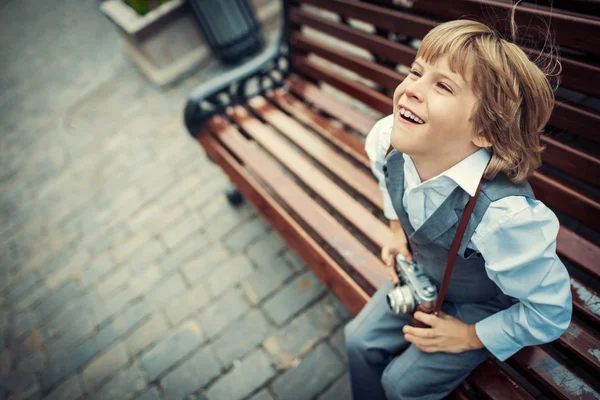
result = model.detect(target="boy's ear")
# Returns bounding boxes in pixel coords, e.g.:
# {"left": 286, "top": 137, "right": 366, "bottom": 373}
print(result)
{"left": 472, "top": 134, "right": 492, "bottom": 149}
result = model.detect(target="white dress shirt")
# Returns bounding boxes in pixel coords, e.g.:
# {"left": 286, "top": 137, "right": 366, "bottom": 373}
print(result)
{"left": 366, "top": 115, "right": 572, "bottom": 361}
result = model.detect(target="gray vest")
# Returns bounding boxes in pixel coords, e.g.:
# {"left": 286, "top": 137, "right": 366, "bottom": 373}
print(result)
{"left": 384, "top": 150, "right": 535, "bottom": 305}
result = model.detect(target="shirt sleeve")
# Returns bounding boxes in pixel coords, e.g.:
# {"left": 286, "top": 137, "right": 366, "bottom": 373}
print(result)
{"left": 365, "top": 115, "right": 398, "bottom": 220}
{"left": 471, "top": 197, "right": 572, "bottom": 361}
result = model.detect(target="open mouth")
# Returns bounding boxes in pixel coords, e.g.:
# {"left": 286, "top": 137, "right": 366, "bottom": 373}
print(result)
{"left": 398, "top": 107, "right": 425, "bottom": 124}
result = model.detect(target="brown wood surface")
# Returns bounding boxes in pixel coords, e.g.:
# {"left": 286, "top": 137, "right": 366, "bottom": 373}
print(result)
{"left": 267, "top": 89, "right": 370, "bottom": 168}
{"left": 556, "top": 320, "right": 600, "bottom": 373}
{"left": 541, "top": 136, "right": 600, "bottom": 187}
{"left": 467, "top": 360, "right": 535, "bottom": 400}
{"left": 287, "top": 74, "right": 378, "bottom": 135}
{"left": 410, "top": 0, "right": 600, "bottom": 56}
{"left": 548, "top": 103, "right": 600, "bottom": 144}
{"left": 290, "top": 7, "right": 417, "bottom": 66}
{"left": 199, "top": 122, "right": 373, "bottom": 316}
{"left": 207, "top": 115, "right": 389, "bottom": 291}
{"left": 570, "top": 277, "right": 600, "bottom": 328}
{"left": 511, "top": 346, "right": 599, "bottom": 399}
{"left": 227, "top": 104, "right": 390, "bottom": 247}
{"left": 293, "top": 54, "right": 391, "bottom": 114}
{"left": 557, "top": 228, "right": 600, "bottom": 280}
{"left": 293, "top": 32, "right": 403, "bottom": 92}
{"left": 529, "top": 172, "right": 600, "bottom": 231}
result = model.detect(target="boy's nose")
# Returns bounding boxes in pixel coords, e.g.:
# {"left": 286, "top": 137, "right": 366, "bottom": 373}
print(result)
{"left": 404, "top": 82, "right": 425, "bottom": 102}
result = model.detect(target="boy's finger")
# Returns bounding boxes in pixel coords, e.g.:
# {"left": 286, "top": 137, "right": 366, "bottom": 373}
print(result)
{"left": 400, "top": 247, "right": 413, "bottom": 263}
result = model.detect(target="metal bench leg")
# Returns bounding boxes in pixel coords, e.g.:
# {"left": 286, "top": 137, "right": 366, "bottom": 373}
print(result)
{"left": 226, "top": 187, "right": 245, "bottom": 207}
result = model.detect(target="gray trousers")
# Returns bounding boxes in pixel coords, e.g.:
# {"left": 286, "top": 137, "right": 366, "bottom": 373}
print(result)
{"left": 344, "top": 280, "right": 494, "bottom": 400}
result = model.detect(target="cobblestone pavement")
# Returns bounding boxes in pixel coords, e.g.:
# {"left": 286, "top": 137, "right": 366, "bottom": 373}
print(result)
{"left": 0, "top": 0, "right": 352, "bottom": 399}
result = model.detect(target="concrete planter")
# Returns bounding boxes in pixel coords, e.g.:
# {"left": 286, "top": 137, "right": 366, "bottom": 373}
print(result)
{"left": 100, "top": 0, "right": 208, "bottom": 87}
{"left": 101, "top": 0, "right": 281, "bottom": 87}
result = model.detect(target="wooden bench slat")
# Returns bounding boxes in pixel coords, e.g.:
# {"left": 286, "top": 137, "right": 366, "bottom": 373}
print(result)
{"left": 267, "top": 89, "right": 370, "bottom": 169}
{"left": 557, "top": 228, "right": 600, "bottom": 281}
{"left": 298, "top": 0, "right": 437, "bottom": 39}
{"left": 570, "top": 278, "right": 600, "bottom": 328}
{"left": 467, "top": 360, "right": 535, "bottom": 400}
{"left": 227, "top": 104, "right": 390, "bottom": 248}
{"left": 529, "top": 172, "right": 600, "bottom": 232}
{"left": 557, "top": 320, "right": 600, "bottom": 373}
{"left": 511, "top": 346, "right": 599, "bottom": 399}
{"left": 293, "top": 31, "right": 403, "bottom": 92}
{"left": 246, "top": 96, "right": 382, "bottom": 208}
{"left": 541, "top": 136, "right": 600, "bottom": 188}
{"left": 287, "top": 74, "right": 377, "bottom": 135}
{"left": 290, "top": 7, "right": 417, "bottom": 66}
{"left": 411, "top": 0, "right": 600, "bottom": 56}
{"left": 198, "top": 124, "right": 372, "bottom": 316}
{"left": 293, "top": 54, "right": 392, "bottom": 114}
{"left": 207, "top": 116, "right": 389, "bottom": 291}
{"left": 549, "top": 102, "right": 600, "bottom": 144}
{"left": 248, "top": 97, "right": 387, "bottom": 208}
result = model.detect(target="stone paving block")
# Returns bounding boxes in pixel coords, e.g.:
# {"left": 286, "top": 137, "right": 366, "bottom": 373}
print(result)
{"left": 162, "top": 212, "right": 205, "bottom": 251}
{"left": 35, "top": 281, "right": 80, "bottom": 323}
{"left": 13, "top": 282, "right": 48, "bottom": 311}
{"left": 0, "top": 369, "right": 37, "bottom": 396}
{"left": 180, "top": 244, "right": 230, "bottom": 286}
{"left": 240, "top": 257, "right": 296, "bottom": 306}
{"left": 11, "top": 311, "right": 37, "bottom": 341}
{"left": 329, "top": 326, "right": 347, "bottom": 364}
{"left": 95, "top": 286, "right": 138, "bottom": 326}
{"left": 211, "top": 309, "right": 272, "bottom": 368}
{"left": 204, "top": 348, "right": 275, "bottom": 400}
{"left": 134, "top": 387, "right": 162, "bottom": 400}
{"left": 144, "top": 273, "right": 188, "bottom": 313}
{"left": 205, "top": 254, "right": 255, "bottom": 298}
{"left": 164, "top": 283, "right": 211, "bottom": 326}
{"left": 316, "top": 373, "right": 351, "bottom": 400}
{"left": 128, "top": 264, "right": 162, "bottom": 296}
{"left": 271, "top": 343, "right": 345, "bottom": 400}
{"left": 96, "top": 362, "right": 148, "bottom": 400}
{"left": 159, "top": 236, "right": 211, "bottom": 275}
{"left": 4, "top": 274, "right": 36, "bottom": 305}
{"left": 95, "top": 266, "right": 130, "bottom": 296}
{"left": 45, "top": 249, "right": 90, "bottom": 290}
{"left": 41, "top": 292, "right": 97, "bottom": 342}
{"left": 15, "top": 351, "right": 45, "bottom": 374}
{"left": 326, "top": 292, "right": 352, "bottom": 322}
{"left": 184, "top": 177, "right": 230, "bottom": 212}
{"left": 263, "top": 299, "right": 341, "bottom": 370}
{"left": 125, "top": 240, "right": 167, "bottom": 272}
{"left": 197, "top": 289, "right": 250, "bottom": 339}
{"left": 112, "top": 232, "right": 153, "bottom": 265}
{"left": 82, "top": 341, "right": 129, "bottom": 391}
{"left": 140, "top": 320, "right": 205, "bottom": 381}
{"left": 135, "top": 387, "right": 162, "bottom": 400}
{"left": 155, "top": 174, "right": 204, "bottom": 210}
{"left": 44, "top": 375, "right": 82, "bottom": 400}
{"left": 223, "top": 217, "right": 270, "bottom": 253}
{"left": 78, "top": 252, "right": 116, "bottom": 288}
{"left": 282, "top": 249, "right": 307, "bottom": 272}
{"left": 126, "top": 313, "right": 170, "bottom": 357}
{"left": 248, "top": 389, "right": 275, "bottom": 400}
{"left": 161, "top": 346, "right": 221, "bottom": 400}
{"left": 247, "top": 230, "right": 287, "bottom": 267}
{"left": 262, "top": 271, "right": 327, "bottom": 326}
{"left": 41, "top": 300, "right": 149, "bottom": 393}
{"left": 200, "top": 199, "right": 257, "bottom": 242}
{"left": 45, "top": 313, "right": 96, "bottom": 361}
{"left": 144, "top": 203, "right": 187, "bottom": 237}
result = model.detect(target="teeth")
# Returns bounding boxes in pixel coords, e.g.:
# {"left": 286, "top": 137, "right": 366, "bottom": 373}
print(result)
{"left": 399, "top": 107, "right": 424, "bottom": 124}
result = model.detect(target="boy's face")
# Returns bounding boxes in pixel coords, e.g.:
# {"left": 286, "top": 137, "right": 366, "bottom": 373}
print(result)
{"left": 390, "top": 55, "right": 486, "bottom": 159}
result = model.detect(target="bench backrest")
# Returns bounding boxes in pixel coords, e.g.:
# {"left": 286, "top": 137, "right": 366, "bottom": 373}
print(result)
{"left": 285, "top": 0, "right": 600, "bottom": 396}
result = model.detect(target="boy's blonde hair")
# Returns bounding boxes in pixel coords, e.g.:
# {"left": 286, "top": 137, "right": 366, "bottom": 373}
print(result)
{"left": 416, "top": 18, "right": 560, "bottom": 183}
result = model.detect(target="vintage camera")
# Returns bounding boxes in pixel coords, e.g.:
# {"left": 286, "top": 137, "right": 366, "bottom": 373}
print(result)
{"left": 386, "top": 255, "right": 438, "bottom": 315}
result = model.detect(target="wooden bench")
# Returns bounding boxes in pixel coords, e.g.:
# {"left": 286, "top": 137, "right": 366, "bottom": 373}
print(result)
{"left": 184, "top": 0, "right": 600, "bottom": 398}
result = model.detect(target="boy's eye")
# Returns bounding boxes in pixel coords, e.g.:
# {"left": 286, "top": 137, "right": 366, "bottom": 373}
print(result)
{"left": 409, "top": 69, "right": 422, "bottom": 77}
{"left": 437, "top": 83, "right": 453, "bottom": 93}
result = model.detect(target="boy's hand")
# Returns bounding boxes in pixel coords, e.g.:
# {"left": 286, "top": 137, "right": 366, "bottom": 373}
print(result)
{"left": 402, "top": 311, "right": 484, "bottom": 353}
{"left": 382, "top": 220, "right": 412, "bottom": 285}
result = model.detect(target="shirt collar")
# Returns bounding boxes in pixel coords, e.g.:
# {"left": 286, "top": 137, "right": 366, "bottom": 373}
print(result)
{"left": 404, "top": 148, "right": 491, "bottom": 196}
